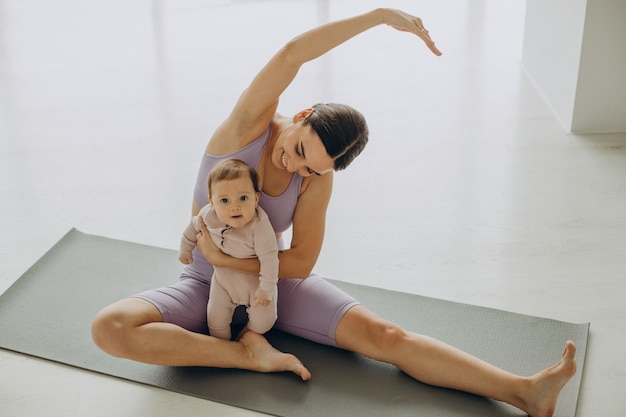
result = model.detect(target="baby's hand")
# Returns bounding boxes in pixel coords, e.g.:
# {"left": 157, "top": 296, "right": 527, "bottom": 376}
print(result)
{"left": 179, "top": 255, "right": 193, "bottom": 264}
{"left": 253, "top": 297, "right": 271, "bottom": 307}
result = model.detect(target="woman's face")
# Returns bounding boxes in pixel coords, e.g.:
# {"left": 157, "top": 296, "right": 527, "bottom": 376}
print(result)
{"left": 273, "top": 118, "right": 334, "bottom": 178}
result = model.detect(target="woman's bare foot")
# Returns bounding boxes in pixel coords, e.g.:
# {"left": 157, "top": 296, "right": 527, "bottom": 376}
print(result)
{"left": 239, "top": 330, "right": 312, "bottom": 381}
{"left": 522, "top": 341, "right": 577, "bottom": 417}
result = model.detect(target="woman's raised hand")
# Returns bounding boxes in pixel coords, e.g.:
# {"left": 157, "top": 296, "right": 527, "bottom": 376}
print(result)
{"left": 381, "top": 9, "right": 442, "bottom": 56}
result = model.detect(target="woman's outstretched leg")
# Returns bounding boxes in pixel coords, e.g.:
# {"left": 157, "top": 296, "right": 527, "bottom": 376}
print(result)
{"left": 91, "top": 298, "right": 311, "bottom": 380}
{"left": 335, "top": 305, "right": 576, "bottom": 417}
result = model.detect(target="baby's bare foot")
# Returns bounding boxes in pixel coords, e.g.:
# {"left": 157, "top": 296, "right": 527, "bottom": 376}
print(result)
{"left": 523, "top": 341, "right": 577, "bottom": 417}
{"left": 239, "top": 330, "right": 311, "bottom": 380}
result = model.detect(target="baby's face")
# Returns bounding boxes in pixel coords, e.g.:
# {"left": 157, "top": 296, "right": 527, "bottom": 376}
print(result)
{"left": 209, "top": 177, "right": 259, "bottom": 228}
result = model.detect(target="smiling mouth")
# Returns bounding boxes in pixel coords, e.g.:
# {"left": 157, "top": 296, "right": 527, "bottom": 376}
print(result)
{"left": 281, "top": 152, "right": 287, "bottom": 169}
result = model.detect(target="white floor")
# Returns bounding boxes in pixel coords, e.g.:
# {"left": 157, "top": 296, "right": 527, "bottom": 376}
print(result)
{"left": 1, "top": 1, "right": 625, "bottom": 416}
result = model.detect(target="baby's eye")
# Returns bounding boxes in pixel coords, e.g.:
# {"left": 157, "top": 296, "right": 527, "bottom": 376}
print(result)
{"left": 219, "top": 198, "right": 229, "bottom": 204}
{"left": 240, "top": 195, "right": 249, "bottom": 202}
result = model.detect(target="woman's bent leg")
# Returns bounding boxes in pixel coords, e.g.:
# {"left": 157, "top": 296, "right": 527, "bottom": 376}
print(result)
{"left": 91, "top": 297, "right": 310, "bottom": 379}
{"left": 335, "top": 305, "right": 576, "bottom": 417}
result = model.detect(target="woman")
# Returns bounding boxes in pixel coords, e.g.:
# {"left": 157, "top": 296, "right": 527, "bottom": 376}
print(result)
{"left": 92, "top": 8, "right": 576, "bottom": 417}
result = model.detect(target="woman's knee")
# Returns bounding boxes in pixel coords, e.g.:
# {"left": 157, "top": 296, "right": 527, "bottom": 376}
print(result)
{"left": 367, "top": 319, "right": 410, "bottom": 351}
{"left": 336, "top": 306, "right": 410, "bottom": 356}
{"left": 91, "top": 298, "right": 161, "bottom": 357}
{"left": 91, "top": 306, "right": 129, "bottom": 356}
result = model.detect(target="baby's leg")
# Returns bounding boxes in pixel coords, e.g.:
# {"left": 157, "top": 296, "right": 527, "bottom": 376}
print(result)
{"left": 207, "top": 280, "right": 236, "bottom": 340}
{"left": 247, "top": 296, "right": 278, "bottom": 334}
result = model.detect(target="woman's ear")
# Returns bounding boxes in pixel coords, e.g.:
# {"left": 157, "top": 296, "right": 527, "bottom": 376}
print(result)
{"left": 293, "top": 107, "right": 314, "bottom": 122}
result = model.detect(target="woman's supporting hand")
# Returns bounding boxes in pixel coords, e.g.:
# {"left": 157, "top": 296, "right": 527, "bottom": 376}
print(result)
{"left": 196, "top": 217, "right": 225, "bottom": 266}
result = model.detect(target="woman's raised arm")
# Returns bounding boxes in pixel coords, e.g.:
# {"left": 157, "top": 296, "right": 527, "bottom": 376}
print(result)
{"left": 219, "top": 8, "right": 441, "bottom": 146}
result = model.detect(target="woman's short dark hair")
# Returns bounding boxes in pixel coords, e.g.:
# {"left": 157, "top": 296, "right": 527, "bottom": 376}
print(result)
{"left": 303, "top": 103, "right": 369, "bottom": 171}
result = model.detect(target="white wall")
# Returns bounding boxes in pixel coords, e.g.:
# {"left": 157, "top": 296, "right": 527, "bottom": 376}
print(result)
{"left": 573, "top": 0, "right": 626, "bottom": 133}
{"left": 522, "top": 0, "right": 626, "bottom": 133}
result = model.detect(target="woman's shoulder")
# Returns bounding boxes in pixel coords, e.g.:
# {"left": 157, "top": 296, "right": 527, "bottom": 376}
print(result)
{"left": 206, "top": 112, "right": 286, "bottom": 155}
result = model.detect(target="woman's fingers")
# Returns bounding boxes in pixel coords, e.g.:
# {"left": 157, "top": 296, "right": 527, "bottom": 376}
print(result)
{"left": 411, "top": 18, "right": 442, "bottom": 56}
{"left": 385, "top": 9, "right": 442, "bottom": 56}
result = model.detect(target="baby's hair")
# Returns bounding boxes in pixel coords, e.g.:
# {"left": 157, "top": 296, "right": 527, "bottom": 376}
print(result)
{"left": 207, "top": 159, "right": 261, "bottom": 197}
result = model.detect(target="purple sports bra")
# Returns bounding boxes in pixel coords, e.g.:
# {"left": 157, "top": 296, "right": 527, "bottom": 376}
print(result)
{"left": 185, "top": 125, "right": 303, "bottom": 281}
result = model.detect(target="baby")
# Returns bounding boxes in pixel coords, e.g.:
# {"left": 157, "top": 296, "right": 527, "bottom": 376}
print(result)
{"left": 179, "top": 159, "right": 278, "bottom": 340}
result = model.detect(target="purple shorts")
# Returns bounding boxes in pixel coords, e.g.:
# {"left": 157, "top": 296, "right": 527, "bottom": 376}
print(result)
{"left": 135, "top": 274, "right": 359, "bottom": 347}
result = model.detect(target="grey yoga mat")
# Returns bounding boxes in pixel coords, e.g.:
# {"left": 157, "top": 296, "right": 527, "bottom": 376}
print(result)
{"left": 0, "top": 229, "right": 588, "bottom": 417}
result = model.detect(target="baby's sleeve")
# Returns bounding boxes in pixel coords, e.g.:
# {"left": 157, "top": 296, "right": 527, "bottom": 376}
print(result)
{"left": 179, "top": 216, "right": 200, "bottom": 259}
